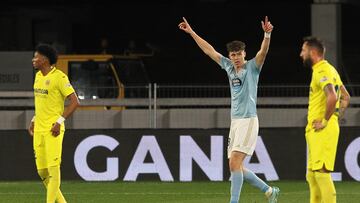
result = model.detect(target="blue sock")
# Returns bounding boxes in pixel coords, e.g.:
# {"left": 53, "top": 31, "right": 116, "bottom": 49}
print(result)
{"left": 243, "top": 168, "right": 269, "bottom": 193}
{"left": 230, "top": 171, "right": 243, "bottom": 203}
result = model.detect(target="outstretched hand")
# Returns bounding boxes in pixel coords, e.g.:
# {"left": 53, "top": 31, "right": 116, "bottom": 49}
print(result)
{"left": 261, "top": 16, "right": 274, "bottom": 33}
{"left": 178, "top": 17, "right": 193, "bottom": 34}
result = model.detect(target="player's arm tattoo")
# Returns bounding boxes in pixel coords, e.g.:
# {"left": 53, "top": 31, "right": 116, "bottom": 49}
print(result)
{"left": 323, "top": 84, "right": 337, "bottom": 120}
{"left": 339, "top": 85, "right": 351, "bottom": 119}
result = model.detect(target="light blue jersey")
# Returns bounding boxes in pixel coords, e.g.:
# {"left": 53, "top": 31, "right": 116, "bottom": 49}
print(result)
{"left": 220, "top": 56, "right": 261, "bottom": 119}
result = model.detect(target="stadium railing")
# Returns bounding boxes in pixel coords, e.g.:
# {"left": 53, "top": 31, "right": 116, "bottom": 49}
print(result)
{"left": 1, "top": 84, "right": 360, "bottom": 108}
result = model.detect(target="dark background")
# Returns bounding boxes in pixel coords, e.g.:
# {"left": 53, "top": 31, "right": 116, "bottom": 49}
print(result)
{"left": 0, "top": 0, "right": 359, "bottom": 85}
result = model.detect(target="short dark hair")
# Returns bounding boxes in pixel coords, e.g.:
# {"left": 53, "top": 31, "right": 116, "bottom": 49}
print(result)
{"left": 35, "top": 44, "right": 58, "bottom": 65}
{"left": 303, "top": 36, "right": 325, "bottom": 56}
{"left": 226, "top": 40, "right": 246, "bottom": 52}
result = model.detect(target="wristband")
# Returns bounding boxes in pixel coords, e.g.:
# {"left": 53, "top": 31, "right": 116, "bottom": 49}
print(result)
{"left": 31, "top": 116, "right": 35, "bottom": 122}
{"left": 321, "top": 118, "right": 328, "bottom": 127}
{"left": 56, "top": 116, "right": 65, "bottom": 124}
{"left": 264, "top": 32, "right": 271, "bottom": 38}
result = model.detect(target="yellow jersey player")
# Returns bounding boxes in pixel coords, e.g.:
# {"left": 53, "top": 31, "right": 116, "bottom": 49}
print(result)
{"left": 300, "top": 36, "right": 350, "bottom": 203}
{"left": 28, "top": 44, "right": 80, "bottom": 203}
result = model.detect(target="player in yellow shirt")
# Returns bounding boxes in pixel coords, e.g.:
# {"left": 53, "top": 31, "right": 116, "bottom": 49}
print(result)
{"left": 28, "top": 44, "right": 80, "bottom": 203}
{"left": 300, "top": 36, "right": 350, "bottom": 203}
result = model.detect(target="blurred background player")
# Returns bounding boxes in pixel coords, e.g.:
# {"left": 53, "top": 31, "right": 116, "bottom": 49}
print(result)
{"left": 179, "top": 16, "right": 279, "bottom": 203}
{"left": 300, "top": 36, "right": 350, "bottom": 203}
{"left": 28, "top": 44, "right": 80, "bottom": 203}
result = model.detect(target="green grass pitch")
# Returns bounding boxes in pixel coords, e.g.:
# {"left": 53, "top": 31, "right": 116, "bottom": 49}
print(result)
{"left": 0, "top": 181, "right": 359, "bottom": 202}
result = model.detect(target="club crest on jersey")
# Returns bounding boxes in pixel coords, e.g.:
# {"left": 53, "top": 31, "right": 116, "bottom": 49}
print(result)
{"left": 320, "top": 76, "right": 328, "bottom": 83}
{"left": 45, "top": 80, "right": 50, "bottom": 86}
{"left": 232, "top": 78, "right": 242, "bottom": 87}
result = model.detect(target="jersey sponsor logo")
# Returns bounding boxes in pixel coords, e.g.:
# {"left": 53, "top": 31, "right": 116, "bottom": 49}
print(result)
{"left": 34, "top": 88, "right": 48, "bottom": 95}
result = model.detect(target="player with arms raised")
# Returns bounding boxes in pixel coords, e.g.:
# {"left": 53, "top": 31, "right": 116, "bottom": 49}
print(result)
{"left": 179, "top": 16, "right": 280, "bottom": 203}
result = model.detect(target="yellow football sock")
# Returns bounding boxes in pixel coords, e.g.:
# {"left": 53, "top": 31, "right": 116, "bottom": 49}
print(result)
{"left": 46, "top": 166, "right": 66, "bottom": 203}
{"left": 55, "top": 189, "right": 67, "bottom": 203}
{"left": 306, "top": 171, "right": 321, "bottom": 203}
{"left": 38, "top": 168, "right": 67, "bottom": 203}
{"left": 314, "top": 171, "right": 336, "bottom": 203}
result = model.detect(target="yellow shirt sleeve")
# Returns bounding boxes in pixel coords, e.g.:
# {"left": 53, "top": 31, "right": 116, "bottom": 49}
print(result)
{"left": 317, "top": 68, "right": 334, "bottom": 91}
{"left": 338, "top": 76, "right": 343, "bottom": 87}
{"left": 58, "top": 74, "right": 75, "bottom": 97}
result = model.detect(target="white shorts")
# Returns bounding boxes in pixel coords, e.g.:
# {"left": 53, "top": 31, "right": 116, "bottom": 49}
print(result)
{"left": 227, "top": 117, "right": 259, "bottom": 158}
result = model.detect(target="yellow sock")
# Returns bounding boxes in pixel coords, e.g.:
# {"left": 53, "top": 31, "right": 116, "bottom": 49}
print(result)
{"left": 38, "top": 168, "right": 67, "bottom": 203}
{"left": 47, "top": 166, "right": 66, "bottom": 203}
{"left": 56, "top": 191, "right": 67, "bottom": 203}
{"left": 306, "top": 171, "right": 321, "bottom": 203}
{"left": 314, "top": 172, "right": 336, "bottom": 203}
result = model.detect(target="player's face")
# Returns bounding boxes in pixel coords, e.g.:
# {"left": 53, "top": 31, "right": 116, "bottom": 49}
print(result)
{"left": 32, "top": 52, "right": 47, "bottom": 69}
{"left": 229, "top": 50, "right": 245, "bottom": 68}
{"left": 300, "top": 43, "right": 312, "bottom": 69}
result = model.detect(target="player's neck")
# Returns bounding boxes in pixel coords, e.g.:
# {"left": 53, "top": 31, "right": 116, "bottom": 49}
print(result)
{"left": 311, "top": 58, "right": 325, "bottom": 70}
{"left": 235, "top": 61, "right": 246, "bottom": 73}
{"left": 40, "top": 65, "right": 53, "bottom": 76}
{"left": 312, "top": 57, "right": 324, "bottom": 67}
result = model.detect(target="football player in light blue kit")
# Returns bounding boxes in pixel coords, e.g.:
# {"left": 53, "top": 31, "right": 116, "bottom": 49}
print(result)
{"left": 179, "top": 16, "right": 280, "bottom": 203}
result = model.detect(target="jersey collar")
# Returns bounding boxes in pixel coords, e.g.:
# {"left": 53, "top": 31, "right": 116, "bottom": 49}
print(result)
{"left": 312, "top": 60, "right": 327, "bottom": 70}
{"left": 41, "top": 66, "right": 56, "bottom": 77}
{"left": 49, "top": 66, "right": 57, "bottom": 74}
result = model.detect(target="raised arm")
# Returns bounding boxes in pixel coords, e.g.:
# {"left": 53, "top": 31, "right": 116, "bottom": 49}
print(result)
{"left": 255, "top": 16, "right": 274, "bottom": 68}
{"left": 179, "top": 17, "right": 222, "bottom": 65}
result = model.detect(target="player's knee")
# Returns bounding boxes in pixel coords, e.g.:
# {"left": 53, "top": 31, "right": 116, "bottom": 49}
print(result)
{"left": 37, "top": 168, "right": 49, "bottom": 185}
{"left": 229, "top": 151, "right": 246, "bottom": 171}
{"left": 37, "top": 168, "right": 48, "bottom": 179}
{"left": 229, "top": 160, "right": 243, "bottom": 172}
{"left": 306, "top": 171, "right": 315, "bottom": 182}
{"left": 48, "top": 166, "right": 60, "bottom": 180}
